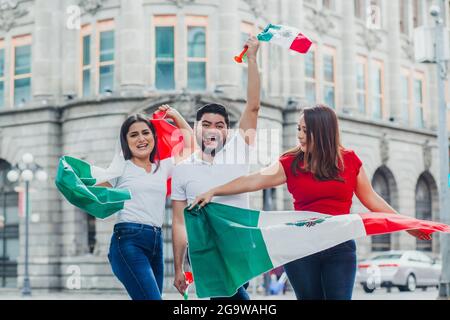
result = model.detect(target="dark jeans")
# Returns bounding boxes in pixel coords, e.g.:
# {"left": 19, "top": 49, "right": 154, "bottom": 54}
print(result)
{"left": 108, "top": 222, "right": 164, "bottom": 300}
{"left": 284, "top": 240, "right": 357, "bottom": 300}
{"left": 210, "top": 282, "right": 250, "bottom": 300}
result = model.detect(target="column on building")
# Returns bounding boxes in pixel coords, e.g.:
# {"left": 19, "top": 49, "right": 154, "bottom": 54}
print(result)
{"left": 287, "top": 0, "right": 306, "bottom": 103}
{"left": 61, "top": 0, "right": 79, "bottom": 99}
{"left": 341, "top": 0, "right": 358, "bottom": 115}
{"left": 266, "top": 0, "right": 281, "bottom": 98}
{"left": 216, "top": 0, "right": 240, "bottom": 94}
{"left": 32, "top": 0, "right": 60, "bottom": 104}
{"left": 16, "top": 0, "right": 63, "bottom": 291}
{"left": 118, "top": 0, "right": 146, "bottom": 95}
{"left": 386, "top": 0, "right": 403, "bottom": 123}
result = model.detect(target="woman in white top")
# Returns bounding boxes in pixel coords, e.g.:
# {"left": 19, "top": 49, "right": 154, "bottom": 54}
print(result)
{"left": 100, "top": 105, "right": 193, "bottom": 300}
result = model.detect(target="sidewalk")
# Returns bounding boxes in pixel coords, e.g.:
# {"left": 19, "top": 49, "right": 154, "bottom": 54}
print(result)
{"left": 0, "top": 289, "right": 296, "bottom": 300}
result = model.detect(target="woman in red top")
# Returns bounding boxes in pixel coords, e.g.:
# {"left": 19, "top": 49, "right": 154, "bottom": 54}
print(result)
{"left": 190, "top": 105, "right": 430, "bottom": 300}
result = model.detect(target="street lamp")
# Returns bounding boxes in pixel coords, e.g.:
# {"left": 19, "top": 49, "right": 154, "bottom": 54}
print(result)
{"left": 6, "top": 153, "right": 47, "bottom": 296}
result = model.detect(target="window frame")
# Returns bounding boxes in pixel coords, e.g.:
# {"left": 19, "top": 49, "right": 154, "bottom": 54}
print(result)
{"left": 0, "top": 39, "right": 4, "bottom": 108}
{"left": 96, "top": 19, "right": 115, "bottom": 95}
{"left": 354, "top": 0, "right": 364, "bottom": 19}
{"left": 304, "top": 43, "right": 318, "bottom": 106}
{"left": 153, "top": 15, "right": 177, "bottom": 91}
{"left": 356, "top": 55, "right": 368, "bottom": 114}
{"left": 322, "top": 45, "right": 337, "bottom": 109}
{"left": 371, "top": 59, "right": 384, "bottom": 120}
{"left": 186, "top": 15, "right": 208, "bottom": 91}
{"left": 80, "top": 24, "right": 92, "bottom": 98}
{"left": 413, "top": 71, "right": 426, "bottom": 128}
{"left": 240, "top": 21, "right": 254, "bottom": 91}
{"left": 11, "top": 34, "right": 32, "bottom": 108}
{"left": 401, "top": 68, "right": 412, "bottom": 125}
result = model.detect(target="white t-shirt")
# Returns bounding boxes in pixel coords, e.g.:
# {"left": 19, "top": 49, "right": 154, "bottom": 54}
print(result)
{"left": 110, "top": 158, "right": 174, "bottom": 227}
{"left": 171, "top": 132, "right": 253, "bottom": 209}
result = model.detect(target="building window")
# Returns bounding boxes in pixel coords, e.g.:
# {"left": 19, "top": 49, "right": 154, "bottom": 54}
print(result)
{"left": 323, "top": 46, "right": 336, "bottom": 109}
{"left": 13, "top": 35, "right": 31, "bottom": 108}
{"left": 81, "top": 25, "right": 92, "bottom": 97}
{"left": 371, "top": 169, "right": 392, "bottom": 252}
{"left": 399, "top": 0, "right": 408, "bottom": 34}
{"left": 415, "top": 176, "right": 432, "bottom": 252}
{"left": 0, "top": 41, "right": 4, "bottom": 108}
{"left": 240, "top": 22, "right": 254, "bottom": 91}
{"left": 0, "top": 159, "right": 19, "bottom": 288}
{"left": 413, "top": 73, "right": 425, "bottom": 128}
{"left": 413, "top": 0, "right": 423, "bottom": 28}
{"left": 401, "top": 69, "right": 411, "bottom": 125}
{"left": 354, "top": 0, "right": 365, "bottom": 19}
{"left": 371, "top": 60, "right": 384, "bottom": 120}
{"left": 304, "top": 46, "right": 317, "bottom": 106}
{"left": 369, "top": 0, "right": 382, "bottom": 29}
{"left": 187, "top": 16, "right": 207, "bottom": 91}
{"left": 98, "top": 20, "right": 115, "bottom": 94}
{"left": 322, "top": 0, "right": 335, "bottom": 10}
{"left": 356, "top": 55, "right": 368, "bottom": 114}
{"left": 154, "top": 16, "right": 176, "bottom": 91}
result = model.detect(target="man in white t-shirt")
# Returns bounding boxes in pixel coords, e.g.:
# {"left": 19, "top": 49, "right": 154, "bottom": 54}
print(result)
{"left": 171, "top": 36, "right": 261, "bottom": 300}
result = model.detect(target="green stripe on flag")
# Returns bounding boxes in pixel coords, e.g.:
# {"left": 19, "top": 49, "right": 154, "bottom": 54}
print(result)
{"left": 55, "top": 156, "right": 131, "bottom": 219}
{"left": 184, "top": 202, "right": 273, "bottom": 298}
{"left": 257, "top": 23, "right": 282, "bottom": 42}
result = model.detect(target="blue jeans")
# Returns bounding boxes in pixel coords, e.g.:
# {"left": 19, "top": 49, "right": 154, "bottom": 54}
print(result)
{"left": 108, "top": 223, "right": 164, "bottom": 300}
{"left": 284, "top": 240, "right": 357, "bottom": 300}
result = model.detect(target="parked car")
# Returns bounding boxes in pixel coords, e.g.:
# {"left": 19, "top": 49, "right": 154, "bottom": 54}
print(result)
{"left": 356, "top": 250, "right": 441, "bottom": 293}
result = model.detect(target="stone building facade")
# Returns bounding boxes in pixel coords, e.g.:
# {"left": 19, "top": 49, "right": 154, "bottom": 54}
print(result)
{"left": 0, "top": 0, "right": 449, "bottom": 293}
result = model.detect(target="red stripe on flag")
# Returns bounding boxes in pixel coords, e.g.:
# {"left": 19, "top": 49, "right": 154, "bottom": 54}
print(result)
{"left": 359, "top": 212, "right": 450, "bottom": 236}
{"left": 289, "top": 33, "right": 312, "bottom": 54}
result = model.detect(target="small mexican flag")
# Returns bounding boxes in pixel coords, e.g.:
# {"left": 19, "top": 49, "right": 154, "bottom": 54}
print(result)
{"left": 184, "top": 202, "right": 450, "bottom": 298}
{"left": 257, "top": 23, "right": 312, "bottom": 54}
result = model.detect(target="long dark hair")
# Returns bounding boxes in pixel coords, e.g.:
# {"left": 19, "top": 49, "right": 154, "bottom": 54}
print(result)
{"left": 120, "top": 114, "right": 160, "bottom": 173}
{"left": 283, "top": 105, "right": 344, "bottom": 181}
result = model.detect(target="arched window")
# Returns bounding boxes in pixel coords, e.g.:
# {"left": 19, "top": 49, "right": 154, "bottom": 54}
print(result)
{"left": 415, "top": 176, "right": 432, "bottom": 251}
{"left": 0, "top": 159, "right": 19, "bottom": 287}
{"left": 371, "top": 169, "right": 391, "bottom": 251}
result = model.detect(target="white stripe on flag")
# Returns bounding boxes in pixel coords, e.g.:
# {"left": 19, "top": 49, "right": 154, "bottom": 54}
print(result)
{"left": 260, "top": 212, "right": 366, "bottom": 268}
{"left": 269, "top": 25, "right": 301, "bottom": 49}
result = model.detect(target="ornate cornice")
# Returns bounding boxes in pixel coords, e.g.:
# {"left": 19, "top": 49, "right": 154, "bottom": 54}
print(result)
{"left": 307, "top": 9, "right": 334, "bottom": 36}
{"left": 0, "top": 0, "right": 28, "bottom": 32}
{"left": 167, "top": 0, "right": 195, "bottom": 8}
{"left": 78, "top": 0, "right": 105, "bottom": 15}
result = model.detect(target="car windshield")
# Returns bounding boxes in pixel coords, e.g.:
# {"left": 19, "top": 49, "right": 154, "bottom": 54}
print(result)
{"left": 372, "top": 254, "right": 402, "bottom": 260}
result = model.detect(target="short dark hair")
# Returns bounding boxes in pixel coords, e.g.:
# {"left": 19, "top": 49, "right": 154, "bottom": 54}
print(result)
{"left": 120, "top": 114, "right": 160, "bottom": 172}
{"left": 196, "top": 103, "right": 230, "bottom": 127}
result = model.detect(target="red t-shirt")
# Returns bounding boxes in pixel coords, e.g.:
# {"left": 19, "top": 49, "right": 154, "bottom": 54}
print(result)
{"left": 279, "top": 149, "right": 362, "bottom": 215}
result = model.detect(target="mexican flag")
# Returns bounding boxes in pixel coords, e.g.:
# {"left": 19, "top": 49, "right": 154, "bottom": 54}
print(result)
{"left": 257, "top": 23, "right": 312, "bottom": 54}
{"left": 184, "top": 202, "right": 450, "bottom": 298}
{"left": 55, "top": 112, "right": 182, "bottom": 219}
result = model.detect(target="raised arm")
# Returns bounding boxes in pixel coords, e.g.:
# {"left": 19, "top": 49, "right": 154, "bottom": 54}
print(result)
{"left": 238, "top": 36, "right": 261, "bottom": 145}
{"left": 189, "top": 161, "right": 286, "bottom": 209}
{"left": 172, "top": 199, "right": 189, "bottom": 295}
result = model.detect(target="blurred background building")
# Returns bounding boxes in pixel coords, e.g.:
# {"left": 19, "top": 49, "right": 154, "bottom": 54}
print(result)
{"left": 0, "top": 0, "right": 449, "bottom": 294}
